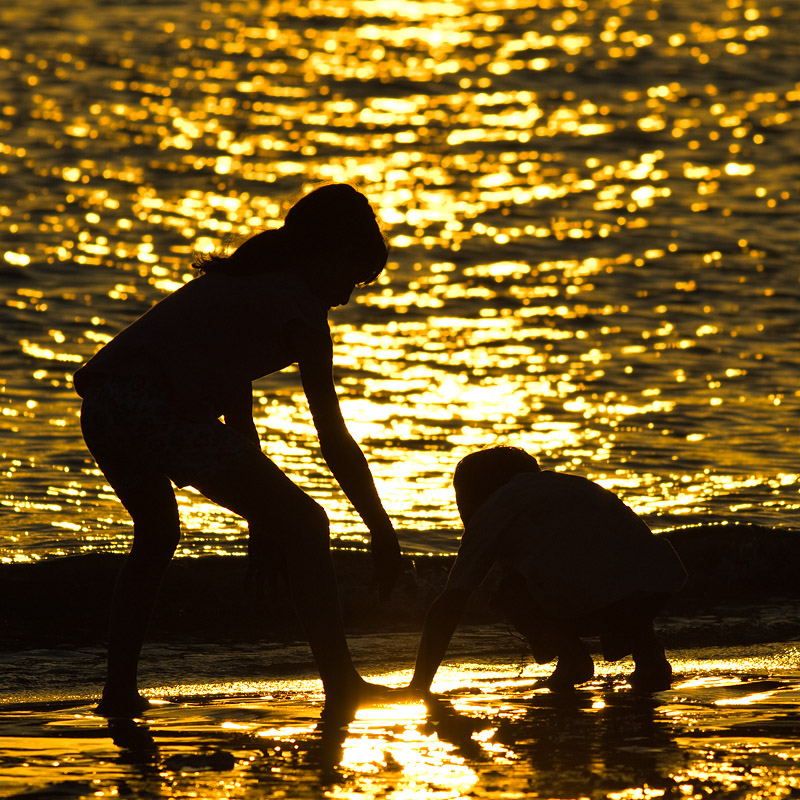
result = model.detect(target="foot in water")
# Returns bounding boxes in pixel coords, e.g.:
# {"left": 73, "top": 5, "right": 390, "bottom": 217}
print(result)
{"left": 630, "top": 635, "right": 673, "bottom": 693}
{"left": 95, "top": 691, "right": 153, "bottom": 718}
{"left": 538, "top": 653, "right": 595, "bottom": 692}
{"left": 629, "top": 660, "right": 673, "bottom": 693}
{"left": 321, "top": 679, "right": 410, "bottom": 724}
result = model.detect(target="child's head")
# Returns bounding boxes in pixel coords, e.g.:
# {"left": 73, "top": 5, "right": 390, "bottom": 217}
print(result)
{"left": 285, "top": 183, "right": 387, "bottom": 278}
{"left": 453, "top": 446, "right": 541, "bottom": 524}
{"left": 197, "top": 184, "right": 388, "bottom": 301}
{"left": 283, "top": 183, "right": 388, "bottom": 305}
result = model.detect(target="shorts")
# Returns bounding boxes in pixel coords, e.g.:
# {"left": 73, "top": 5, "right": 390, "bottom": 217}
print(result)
{"left": 79, "top": 376, "right": 260, "bottom": 490}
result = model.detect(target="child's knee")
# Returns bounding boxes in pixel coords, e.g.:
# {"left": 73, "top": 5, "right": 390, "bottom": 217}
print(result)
{"left": 250, "top": 493, "right": 330, "bottom": 547}
{"left": 131, "top": 520, "right": 180, "bottom": 559}
{"left": 291, "top": 497, "right": 330, "bottom": 544}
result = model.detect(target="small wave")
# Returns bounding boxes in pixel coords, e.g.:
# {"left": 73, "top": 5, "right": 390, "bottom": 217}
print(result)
{"left": 2, "top": 522, "right": 800, "bottom": 652}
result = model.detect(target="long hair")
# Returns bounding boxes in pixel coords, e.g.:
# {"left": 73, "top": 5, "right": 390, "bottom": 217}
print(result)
{"left": 194, "top": 183, "right": 388, "bottom": 286}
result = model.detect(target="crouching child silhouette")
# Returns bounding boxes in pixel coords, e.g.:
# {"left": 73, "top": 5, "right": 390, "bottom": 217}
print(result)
{"left": 409, "top": 446, "right": 687, "bottom": 694}
{"left": 74, "top": 183, "right": 401, "bottom": 718}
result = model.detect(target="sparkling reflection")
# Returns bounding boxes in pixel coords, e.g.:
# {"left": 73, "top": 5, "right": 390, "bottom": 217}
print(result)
{"left": 1, "top": 0, "right": 799, "bottom": 561}
{"left": 2, "top": 645, "right": 800, "bottom": 798}
{"left": 335, "top": 701, "right": 481, "bottom": 797}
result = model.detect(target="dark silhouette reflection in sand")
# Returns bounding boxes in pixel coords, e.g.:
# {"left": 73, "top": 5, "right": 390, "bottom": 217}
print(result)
{"left": 488, "top": 689, "right": 683, "bottom": 797}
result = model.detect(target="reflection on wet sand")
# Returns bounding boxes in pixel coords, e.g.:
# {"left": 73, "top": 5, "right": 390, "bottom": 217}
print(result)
{"left": 3, "top": 646, "right": 800, "bottom": 799}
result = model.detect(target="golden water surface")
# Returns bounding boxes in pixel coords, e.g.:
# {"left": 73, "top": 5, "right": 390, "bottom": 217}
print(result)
{"left": 1, "top": 0, "right": 799, "bottom": 560}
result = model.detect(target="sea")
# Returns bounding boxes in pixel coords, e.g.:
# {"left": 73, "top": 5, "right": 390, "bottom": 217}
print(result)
{"left": 1, "top": 0, "right": 799, "bottom": 563}
{"left": 2, "top": 3, "right": 800, "bottom": 799}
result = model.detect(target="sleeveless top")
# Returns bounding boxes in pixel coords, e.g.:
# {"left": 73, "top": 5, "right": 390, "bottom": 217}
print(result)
{"left": 74, "top": 268, "right": 329, "bottom": 419}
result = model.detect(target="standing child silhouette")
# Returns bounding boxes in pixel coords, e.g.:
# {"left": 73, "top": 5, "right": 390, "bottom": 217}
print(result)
{"left": 74, "top": 183, "right": 401, "bottom": 718}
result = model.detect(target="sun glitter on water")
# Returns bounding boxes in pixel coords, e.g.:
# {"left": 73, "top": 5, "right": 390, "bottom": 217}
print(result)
{"left": 1, "top": 0, "right": 799, "bottom": 561}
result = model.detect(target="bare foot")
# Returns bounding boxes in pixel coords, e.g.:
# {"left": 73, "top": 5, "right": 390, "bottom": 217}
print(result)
{"left": 360, "top": 681, "right": 412, "bottom": 703}
{"left": 630, "top": 660, "right": 672, "bottom": 693}
{"left": 321, "top": 679, "right": 409, "bottom": 724}
{"left": 95, "top": 692, "right": 152, "bottom": 718}
{"left": 541, "top": 655, "right": 595, "bottom": 691}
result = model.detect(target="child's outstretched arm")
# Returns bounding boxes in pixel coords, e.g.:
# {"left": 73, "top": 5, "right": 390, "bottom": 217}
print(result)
{"left": 296, "top": 323, "right": 401, "bottom": 599}
{"left": 411, "top": 513, "right": 499, "bottom": 692}
{"left": 409, "top": 586, "right": 471, "bottom": 693}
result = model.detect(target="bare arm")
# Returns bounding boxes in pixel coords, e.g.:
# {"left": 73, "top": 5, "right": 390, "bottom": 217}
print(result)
{"left": 297, "top": 323, "right": 401, "bottom": 598}
{"left": 410, "top": 586, "right": 472, "bottom": 693}
{"left": 221, "top": 381, "right": 259, "bottom": 444}
{"left": 411, "top": 511, "right": 501, "bottom": 692}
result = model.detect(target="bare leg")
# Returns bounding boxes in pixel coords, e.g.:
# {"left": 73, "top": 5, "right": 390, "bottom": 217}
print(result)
{"left": 97, "top": 475, "right": 180, "bottom": 717}
{"left": 629, "top": 622, "right": 672, "bottom": 692}
{"left": 193, "top": 451, "right": 383, "bottom": 715}
{"left": 493, "top": 572, "right": 593, "bottom": 690}
{"left": 546, "top": 635, "right": 594, "bottom": 690}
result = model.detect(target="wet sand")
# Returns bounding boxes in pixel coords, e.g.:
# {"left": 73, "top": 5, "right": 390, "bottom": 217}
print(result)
{"left": 2, "top": 633, "right": 800, "bottom": 799}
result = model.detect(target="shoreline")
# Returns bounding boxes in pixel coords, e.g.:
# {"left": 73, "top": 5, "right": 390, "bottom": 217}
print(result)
{"left": 2, "top": 640, "right": 800, "bottom": 800}
{"left": 3, "top": 522, "right": 800, "bottom": 652}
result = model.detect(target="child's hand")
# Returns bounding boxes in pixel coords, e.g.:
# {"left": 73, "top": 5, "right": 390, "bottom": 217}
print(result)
{"left": 370, "top": 524, "right": 401, "bottom": 600}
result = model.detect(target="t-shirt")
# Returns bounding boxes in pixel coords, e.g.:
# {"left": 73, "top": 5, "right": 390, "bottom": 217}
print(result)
{"left": 75, "top": 268, "right": 329, "bottom": 418}
{"left": 446, "top": 471, "right": 687, "bottom": 619}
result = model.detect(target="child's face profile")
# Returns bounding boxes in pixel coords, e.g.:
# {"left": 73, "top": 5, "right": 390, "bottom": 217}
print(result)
{"left": 306, "top": 243, "right": 382, "bottom": 309}
{"left": 326, "top": 280, "right": 354, "bottom": 309}
{"left": 313, "top": 264, "right": 356, "bottom": 309}
{"left": 454, "top": 483, "right": 485, "bottom": 526}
